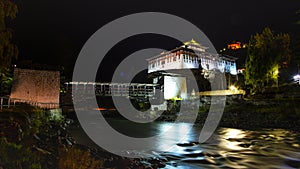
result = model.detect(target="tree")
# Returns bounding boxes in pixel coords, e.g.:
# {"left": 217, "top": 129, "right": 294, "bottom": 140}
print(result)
{"left": 245, "top": 27, "right": 291, "bottom": 93}
{"left": 0, "top": 0, "right": 18, "bottom": 94}
{"left": 296, "top": 9, "right": 300, "bottom": 25}
{"left": 292, "top": 9, "right": 300, "bottom": 73}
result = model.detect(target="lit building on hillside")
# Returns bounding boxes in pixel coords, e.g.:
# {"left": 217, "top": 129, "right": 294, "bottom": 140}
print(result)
{"left": 227, "top": 41, "right": 247, "bottom": 50}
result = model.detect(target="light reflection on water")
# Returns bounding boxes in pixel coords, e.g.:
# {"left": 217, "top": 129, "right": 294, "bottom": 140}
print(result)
{"left": 219, "top": 128, "right": 247, "bottom": 151}
{"left": 156, "top": 122, "right": 194, "bottom": 151}
{"left": 158, "top": 124, "right": 300, "bottom": 169}
{"left": 69, "top": 119, "right": 300, "bottom": 168}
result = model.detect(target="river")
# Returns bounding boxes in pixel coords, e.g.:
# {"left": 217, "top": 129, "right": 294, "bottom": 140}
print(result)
{"left": 68, "top": 119, "right": 300, "bottom": 168}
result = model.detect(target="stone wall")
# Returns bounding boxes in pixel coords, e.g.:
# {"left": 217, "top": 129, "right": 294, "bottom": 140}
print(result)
{"left": 10, "top": 68, "right": 60, "bottom": 108}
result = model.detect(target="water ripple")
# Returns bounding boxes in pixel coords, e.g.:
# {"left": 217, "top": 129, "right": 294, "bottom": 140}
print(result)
{"left": 161, "top": 127, "right": 300, "bottom": 168}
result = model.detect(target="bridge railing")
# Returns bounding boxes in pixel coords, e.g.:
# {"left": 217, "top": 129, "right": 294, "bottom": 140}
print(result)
{"left": 66, "top": 82, "right": 160, "bottom": 98}
{"left": 11, "top": 98, "right": 59, "bottom": 109}
{"left": 0, "top": 96, "right": 11, "bottom": 110}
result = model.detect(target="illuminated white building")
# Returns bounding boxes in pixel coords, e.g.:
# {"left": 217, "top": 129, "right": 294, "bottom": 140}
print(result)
{"left": 147, "top": 39, "right": 237, "bottom": 75}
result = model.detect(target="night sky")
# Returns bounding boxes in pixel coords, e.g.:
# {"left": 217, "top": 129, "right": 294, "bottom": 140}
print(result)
{"left": 11, "top": 0, "right": 300, "bottom": 80}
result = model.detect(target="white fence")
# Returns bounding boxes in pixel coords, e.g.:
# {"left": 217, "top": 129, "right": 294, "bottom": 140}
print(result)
{"left": 0, "top": 96, "right": 59, "bottom": 110}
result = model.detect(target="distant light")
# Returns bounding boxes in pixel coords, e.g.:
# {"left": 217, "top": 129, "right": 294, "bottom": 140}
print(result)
{"left": 274, "top": 70, "right": 279, "bottom": 75}
{"left": 293, "top": 74, "right": 300, "bottom": 81}
{"left": 229, "top": 85, "right": 237, "bottom": 91}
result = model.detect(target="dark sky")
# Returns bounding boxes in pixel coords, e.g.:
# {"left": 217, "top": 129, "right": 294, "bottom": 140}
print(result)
{"left": 11, "top": 0, "right": 300, "bottom": 79}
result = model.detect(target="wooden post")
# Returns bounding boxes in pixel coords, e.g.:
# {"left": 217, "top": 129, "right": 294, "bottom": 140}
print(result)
{"left": 0, "top": 97, "right": 3, "bottom": 110}
{"left": 8, "top": 97, "right": 10, "bottom": 108}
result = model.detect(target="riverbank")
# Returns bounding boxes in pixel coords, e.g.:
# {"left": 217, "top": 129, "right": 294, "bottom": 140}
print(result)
{"left": 163, "top": 98, "right": 300, "bottom": 130}
{"left": 220, "top": 98, "right": 300, "bottom": 130}
{"left": 91, "top": 97, "right": 300, "bottom": 131}
{"left": 65, "top": 97, "right": 300, "bottom": 131}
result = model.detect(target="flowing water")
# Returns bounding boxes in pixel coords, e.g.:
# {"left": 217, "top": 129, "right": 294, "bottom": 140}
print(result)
{"left": 68, "top": 119, "right": 300, "bottom": 169}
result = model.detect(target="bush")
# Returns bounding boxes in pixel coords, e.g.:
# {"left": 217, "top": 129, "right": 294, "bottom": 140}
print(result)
{"left": 0, "top": 138, "right": 41, "bottom": 169}
{"left": 58, "top": 146, "right": 104, "bottom": 169}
